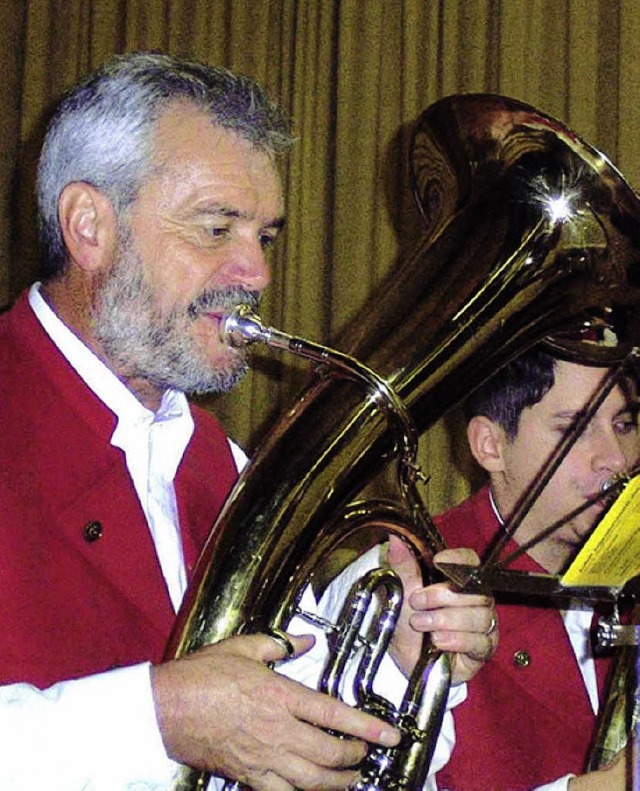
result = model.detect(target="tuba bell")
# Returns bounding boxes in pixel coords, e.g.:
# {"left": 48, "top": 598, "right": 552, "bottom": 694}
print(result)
{"left": 165, "top": 94, "right": 640, "bottom": 790}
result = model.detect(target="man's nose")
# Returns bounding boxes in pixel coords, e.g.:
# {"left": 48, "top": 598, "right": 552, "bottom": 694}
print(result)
{"left": 591, "top": 430, "right": 628, "bottom": 474}
{"left": 219, "top": 240, "right": 271, "bottom": 292}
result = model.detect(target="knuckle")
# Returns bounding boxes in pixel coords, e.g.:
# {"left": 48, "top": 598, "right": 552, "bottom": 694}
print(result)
{"left": 410, "top": 611, "right": 438, "bottom": 632}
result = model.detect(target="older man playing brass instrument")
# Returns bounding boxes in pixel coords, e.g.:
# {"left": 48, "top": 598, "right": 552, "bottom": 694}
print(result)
{"left": 0, "top": 51, "right": 497, "bottom": 790}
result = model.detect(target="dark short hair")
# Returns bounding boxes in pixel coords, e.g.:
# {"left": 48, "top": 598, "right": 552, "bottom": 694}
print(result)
{"left": 462, "top": 348, "right": 557, "bottom": 440}
{"left": 37, "top": 51, "right": 292, "bottom": 277}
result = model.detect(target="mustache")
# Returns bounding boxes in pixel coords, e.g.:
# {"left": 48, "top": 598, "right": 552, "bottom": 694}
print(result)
{"left": 187, "top": 286, "right": 260, "bottom": 319}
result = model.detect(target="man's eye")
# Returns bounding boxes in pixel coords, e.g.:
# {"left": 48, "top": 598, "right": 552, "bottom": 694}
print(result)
{"left": 207, "top": 226, "right": 230, "bottom": 238}
{"left": 615, "top": 416, "right": 638, "bottom": 434}
{"left": 259, "top": 232, "right": 277, "bottom": 249}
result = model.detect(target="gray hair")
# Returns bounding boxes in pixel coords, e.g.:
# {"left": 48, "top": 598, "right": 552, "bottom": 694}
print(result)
{"left": 37, "top": 51, "right": 292, "bottom": 277}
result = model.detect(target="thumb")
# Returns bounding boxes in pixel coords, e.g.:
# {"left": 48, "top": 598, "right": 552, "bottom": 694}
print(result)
{"left": 249, "top": 631, "right": 316, "bottom": 664}
{"left": 387, "top": 536, "right": 422, "bottom": 591}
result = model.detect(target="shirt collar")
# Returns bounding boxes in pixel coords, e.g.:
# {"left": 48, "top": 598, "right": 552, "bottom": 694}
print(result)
{"left": 488, "top": 487, "right": 504, "bottom": 525}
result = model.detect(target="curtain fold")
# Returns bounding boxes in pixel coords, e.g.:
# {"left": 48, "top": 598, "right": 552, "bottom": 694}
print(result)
{"left": 2, "top": 0, "right": 638, "bottom": 514}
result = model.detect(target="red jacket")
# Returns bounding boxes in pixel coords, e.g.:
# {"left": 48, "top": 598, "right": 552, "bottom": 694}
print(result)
{"left": 435, "top": 486, "right": 613, "bottom": 790}
{"left": 0, "top": 291, "right": 238, "bottom": 688}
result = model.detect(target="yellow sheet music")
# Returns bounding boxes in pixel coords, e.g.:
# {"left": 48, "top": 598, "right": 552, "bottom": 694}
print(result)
{"left": 561, "top": 475, "right": 640, "bottom": 588}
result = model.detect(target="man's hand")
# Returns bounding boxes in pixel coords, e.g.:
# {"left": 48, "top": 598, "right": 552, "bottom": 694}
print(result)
{"left": 152, "top": 633, "right": 400, "bottom": 791}
{"left": 387, "top": 537, "right": 498, "bottom": 683}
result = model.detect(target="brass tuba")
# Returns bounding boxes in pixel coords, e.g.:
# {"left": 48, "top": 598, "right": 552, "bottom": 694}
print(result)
{"left": 165, "top": 94, "right": 640, "bottom": 790}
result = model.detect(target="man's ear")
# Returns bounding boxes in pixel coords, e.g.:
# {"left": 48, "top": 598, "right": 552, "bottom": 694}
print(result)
{"left": 57, "top": 182, "right": 116, "bottom": 271}
{"left": 467, "top": 415, "right": 507, "bottom": 473}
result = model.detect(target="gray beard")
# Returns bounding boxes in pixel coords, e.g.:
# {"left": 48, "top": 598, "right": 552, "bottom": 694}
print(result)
{"left": 92, "top": 242, "right": 259, "bottom": 395}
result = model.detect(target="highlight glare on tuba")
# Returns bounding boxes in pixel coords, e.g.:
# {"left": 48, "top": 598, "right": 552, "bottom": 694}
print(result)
{"left": 165, "top": 94, "right": 640, "bottom": 790}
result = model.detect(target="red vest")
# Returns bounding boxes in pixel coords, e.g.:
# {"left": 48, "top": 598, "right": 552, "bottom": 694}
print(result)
{"left": 435, "top": 486, "right": 613, "bottom": 790}
{"left": 0, "top": 291, "right": 238, "bottom": 688}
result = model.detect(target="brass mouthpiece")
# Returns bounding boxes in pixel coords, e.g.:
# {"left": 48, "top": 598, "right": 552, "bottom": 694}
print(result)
{"left": 219, "top": 305, "right": 323, "bottom": 356}
{"left": 600, "top": 471, "right": 634, "bottom": 495}
{"left": 219, "top": 304, "right": 268, "bottom": 348}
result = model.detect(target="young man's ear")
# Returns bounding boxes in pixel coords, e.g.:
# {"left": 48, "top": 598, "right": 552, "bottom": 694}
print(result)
{"left": 57, "top": 182, "right": 116, "bottom": 271}
{"left": 467, "top": 415, "right": 507, "bottom": 473}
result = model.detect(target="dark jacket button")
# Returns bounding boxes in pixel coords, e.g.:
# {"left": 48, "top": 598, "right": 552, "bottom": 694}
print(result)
{"left": 83, "top": 520, "right": 104, "bottom": 543}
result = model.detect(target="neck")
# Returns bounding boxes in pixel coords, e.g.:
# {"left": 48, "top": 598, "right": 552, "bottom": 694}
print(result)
{"left": 489, "top": 486, "right": 567, "bottom": 574}
{"left": 120, "top": 376, "right": 165, "bottom": 412}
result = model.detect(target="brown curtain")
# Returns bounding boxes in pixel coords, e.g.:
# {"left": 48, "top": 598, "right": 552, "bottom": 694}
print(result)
{"left": 1, "top": 0, "right": 638, "bottom": 515}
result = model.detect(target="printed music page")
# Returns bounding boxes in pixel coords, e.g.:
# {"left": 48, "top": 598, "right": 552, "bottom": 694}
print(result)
{"left": 562, "top": 475, "right": 640, "bottom": 588}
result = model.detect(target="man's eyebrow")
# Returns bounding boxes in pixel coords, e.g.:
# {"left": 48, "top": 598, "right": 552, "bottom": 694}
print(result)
{"left": 553, "top": 402, "right": 640, "bottom": 422}
{"left": 193, "top": 205, "right": 286, "bottom": 229}
{"left": 264, "top": 216, "right": 286, "bottom": 231}
{"left": 619, "top": 400, "right": 640, "bottom": 417}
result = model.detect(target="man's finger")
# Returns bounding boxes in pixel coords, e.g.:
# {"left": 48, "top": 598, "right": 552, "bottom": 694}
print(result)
{"left": 221, "top": 632, "right": 316, "bottom": 664}
{"left": 433, "top": 547, "right": 481, "bottom": 568}
{"left": 291, "top": 685, "right": 400, "bottom": 749}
